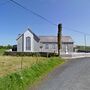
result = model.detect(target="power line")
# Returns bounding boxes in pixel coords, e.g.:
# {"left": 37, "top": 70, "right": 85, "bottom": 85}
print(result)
{"left": 2, "top": 0, "right": 90, "bottom": 37}
{"left": 63, "top": 26, "right": 90, "bottom": 36}
{"left": 9, "top": 0, "right": 57, "bottom": 26}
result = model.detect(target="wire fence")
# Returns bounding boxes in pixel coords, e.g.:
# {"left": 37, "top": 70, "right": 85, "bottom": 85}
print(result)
{"left": 0, "top": 56, "right": 45, "bottom": 76}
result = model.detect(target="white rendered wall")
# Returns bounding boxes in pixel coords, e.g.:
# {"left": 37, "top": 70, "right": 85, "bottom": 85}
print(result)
{"left": 17, "top": 36, "right": 23, "bottom": 52}
{"left": 24, "top": 30, "right": 34, "bottom": 52}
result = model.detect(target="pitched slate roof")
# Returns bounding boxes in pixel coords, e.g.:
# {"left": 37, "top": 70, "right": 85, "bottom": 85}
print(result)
{"left": 39, "top": 36, "right": 74, "bottom": 43}
{"left": 28, "top": 28, "right": 40, "bottom": 42}
{"left": 17, "top": 28, "right": 73, "bottom": 43}
{"left": 16, "top": 28, "right": 40, "bottom": 42}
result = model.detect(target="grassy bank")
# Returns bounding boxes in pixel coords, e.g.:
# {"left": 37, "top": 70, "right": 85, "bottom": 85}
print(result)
{"left": 0, "top": 57, "right": 64, "bottom": 90}
{"left": 0, "top": 56, "right": 46, "bottom": 77}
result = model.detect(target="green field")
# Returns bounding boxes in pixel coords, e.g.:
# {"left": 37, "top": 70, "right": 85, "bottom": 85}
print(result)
{"left": 0, "top": 49, "right": 6, "bottom": 56}
{"left": 0, "top": 56, "right": 64, "bottom": 90}
{"left": 0, "top": 56, "right": 46, "bottom": 77}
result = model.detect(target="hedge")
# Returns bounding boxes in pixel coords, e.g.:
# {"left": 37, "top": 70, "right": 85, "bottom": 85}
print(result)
{"left": 4, "top": 52, "right": 58, "bottom": 57}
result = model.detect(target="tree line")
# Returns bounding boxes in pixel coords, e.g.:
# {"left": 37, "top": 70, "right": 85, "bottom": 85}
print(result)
{"left": 0, "top": 45, "right": 13, "bottom": 49}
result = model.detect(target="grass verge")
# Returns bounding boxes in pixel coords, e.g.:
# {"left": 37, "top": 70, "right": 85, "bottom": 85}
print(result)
{"left": 0, "top": 57, "right": 64, "bottom": 90}
{"left": 0, "top": 56, "right": 47, "bottom": 77}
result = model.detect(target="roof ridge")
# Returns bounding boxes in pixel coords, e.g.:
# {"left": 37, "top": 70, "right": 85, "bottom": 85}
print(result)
{"left": 39, "top": 35, "right": 71, "bottom": 37}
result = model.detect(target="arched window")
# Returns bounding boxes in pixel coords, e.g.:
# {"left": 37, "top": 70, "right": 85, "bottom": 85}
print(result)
{"left": 26, "top": 37, "right": 31, "bottom": 50}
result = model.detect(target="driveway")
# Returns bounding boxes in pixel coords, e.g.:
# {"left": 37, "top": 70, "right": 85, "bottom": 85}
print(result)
{"left": 29, "top": 58, "right": 90, "bottom": 90}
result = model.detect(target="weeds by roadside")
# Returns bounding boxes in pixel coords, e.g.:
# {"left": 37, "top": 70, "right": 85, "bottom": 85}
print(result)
{"left": 0, "top": 57, "right": 64, "bottom": 90}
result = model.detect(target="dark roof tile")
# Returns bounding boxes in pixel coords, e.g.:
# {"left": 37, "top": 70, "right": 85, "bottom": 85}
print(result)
{"left": 39, "top": 36, "right": 73, "bottom": 43}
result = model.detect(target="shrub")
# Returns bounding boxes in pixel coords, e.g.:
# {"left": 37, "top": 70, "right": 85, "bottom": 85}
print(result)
{"left": 4, "top": 52, "right": 58, "bottom": 57}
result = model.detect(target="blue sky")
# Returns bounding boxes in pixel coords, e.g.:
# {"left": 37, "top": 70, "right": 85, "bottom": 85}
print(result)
{"left": 0, "top": 0, "right": 90, "bottom": 45}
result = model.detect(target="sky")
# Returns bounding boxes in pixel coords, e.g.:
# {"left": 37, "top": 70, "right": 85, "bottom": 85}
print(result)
{"left": 0, "top": 0, "right": 90, "bottom": 46}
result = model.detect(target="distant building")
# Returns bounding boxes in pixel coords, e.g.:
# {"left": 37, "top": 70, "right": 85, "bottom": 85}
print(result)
{"left": 12, "top": 45, "right": 17, "bottom": 51}
{"left": 17, "top": 28, "right": 74, "bottom": 54}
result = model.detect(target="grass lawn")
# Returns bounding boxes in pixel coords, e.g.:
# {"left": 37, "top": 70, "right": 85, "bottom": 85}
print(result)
{"left": 0, "top": 56, "right": 46, "bottom": 77}
{"left": 0, "top": 49, "right": 7, "bottom": 56}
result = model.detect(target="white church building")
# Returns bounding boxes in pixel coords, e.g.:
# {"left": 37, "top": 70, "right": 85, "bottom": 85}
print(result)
{"left": 17, "top": 28, "right": 74, "bottom": 53}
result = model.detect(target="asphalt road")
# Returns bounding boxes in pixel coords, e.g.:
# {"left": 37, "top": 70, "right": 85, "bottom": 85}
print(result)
{"left": 30, "top": 58, "right": 90, "bottom": 90}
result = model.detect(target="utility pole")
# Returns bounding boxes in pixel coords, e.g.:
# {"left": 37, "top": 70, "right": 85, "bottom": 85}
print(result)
{"left": 58, "top": 24, "right": 62, "bottom": 57}
{"left": 84, "top": 34, "right": 86, "bottom": 52}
